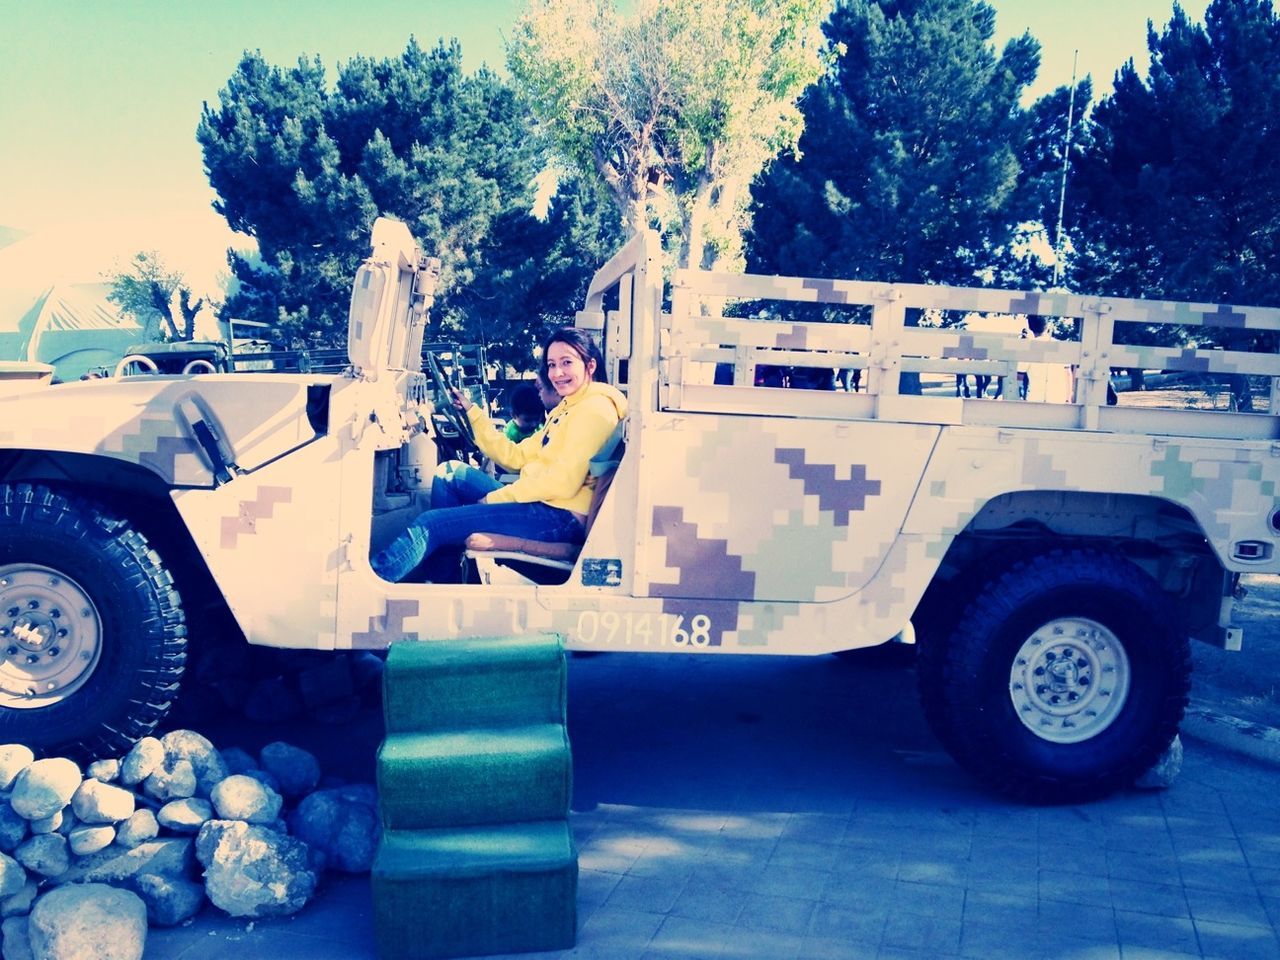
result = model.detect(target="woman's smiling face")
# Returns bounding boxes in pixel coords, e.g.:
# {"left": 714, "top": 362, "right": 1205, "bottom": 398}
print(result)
{"left": 545, "top": 342, "right": 595, "bottom": 397}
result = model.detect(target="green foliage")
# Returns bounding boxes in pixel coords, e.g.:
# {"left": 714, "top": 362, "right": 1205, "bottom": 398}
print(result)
{"left": 1071, "top": 0, "right": 1280, "bottom": 307}
{"left": 508, "top": 0, "right": 830, "bottom": 269}
{"left": 198, "top": 39, "right": 613, "bottom": 366}
{"left": 746, "top": 0, "right": 1040, "bottom": 286}
{"left": 105, "top": 252, "right": 206, "bottom": 342}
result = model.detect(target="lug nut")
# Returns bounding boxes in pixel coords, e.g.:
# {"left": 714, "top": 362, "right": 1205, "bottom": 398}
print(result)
{"left": 27, "top": 600, "right": 38, "bottom": 610}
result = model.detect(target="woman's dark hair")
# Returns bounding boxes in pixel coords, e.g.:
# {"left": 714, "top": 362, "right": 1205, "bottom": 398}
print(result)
{"left": 541, "top": 327, "right": 607, "bottom": 385}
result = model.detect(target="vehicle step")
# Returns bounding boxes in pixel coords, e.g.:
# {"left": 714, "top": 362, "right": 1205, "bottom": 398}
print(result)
{"left": 372, "top": 821, "right": 577, "bottom": 959}
{"left": 382, "top": 635, "right": 565, "bottom": 733}
{"left": 378, "top": 724, "right": 571, "bottom": 830}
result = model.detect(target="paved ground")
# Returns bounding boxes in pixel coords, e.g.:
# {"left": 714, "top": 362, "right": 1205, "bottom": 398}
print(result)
{"left": 141, "top": 623, "right": 1280, "bottom": 960}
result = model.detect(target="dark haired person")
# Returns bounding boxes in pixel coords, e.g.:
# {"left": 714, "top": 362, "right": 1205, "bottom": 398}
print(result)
{"left": 372, "top": 328, "right": 626, "bottom": 582}
{"left": 504, "top": 385, "right": 547, "bottom": 443}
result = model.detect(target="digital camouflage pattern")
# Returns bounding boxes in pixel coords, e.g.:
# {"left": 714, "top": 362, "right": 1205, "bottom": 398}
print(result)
{"left": 4, "top": 220, "right": 1280, "bottom": 658}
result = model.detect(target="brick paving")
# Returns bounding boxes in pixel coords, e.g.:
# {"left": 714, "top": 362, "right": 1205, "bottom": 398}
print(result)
{"left": 146, "top": 651, "right": 1280, "bottom": 960}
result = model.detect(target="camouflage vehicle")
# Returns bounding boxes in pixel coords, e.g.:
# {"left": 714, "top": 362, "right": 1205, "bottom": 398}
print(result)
{"left": 3, "top": 218, "right": 1279, "bottom": 803}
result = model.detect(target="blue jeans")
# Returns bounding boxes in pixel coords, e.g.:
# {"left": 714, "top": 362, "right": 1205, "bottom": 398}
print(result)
{"left": 432, "top": 461, "right": 502, "bottom": 509}
{"left": 372, "top": 499, "right": 584, "bottom": 583}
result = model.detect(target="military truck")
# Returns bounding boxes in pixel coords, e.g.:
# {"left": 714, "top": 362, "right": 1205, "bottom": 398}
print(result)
{"left": 3, "top": 217, "right": 1279, "bottom": 803}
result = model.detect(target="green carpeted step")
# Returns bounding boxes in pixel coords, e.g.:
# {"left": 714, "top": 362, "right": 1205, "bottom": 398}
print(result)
{"left": 378, "top": 724, "right": 571, "bottom": 830}
{"left": 383, "top": 635, "right": 565, "bottom": 733}
{"left": 372, "top": 821, "right": 578, "bottom": 960}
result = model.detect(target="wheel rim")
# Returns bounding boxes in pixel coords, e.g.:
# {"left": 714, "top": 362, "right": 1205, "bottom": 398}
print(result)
{"left": 0, "top": 564, "right": 103, "bottom": 709}
{"left": 1008, "top": 616, "right": 1131, "bottom": 744}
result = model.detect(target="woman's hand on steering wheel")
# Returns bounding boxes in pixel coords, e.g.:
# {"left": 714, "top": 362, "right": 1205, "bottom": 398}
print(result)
{"left": 425, "top": 354, "right": 481, "bottom": 459}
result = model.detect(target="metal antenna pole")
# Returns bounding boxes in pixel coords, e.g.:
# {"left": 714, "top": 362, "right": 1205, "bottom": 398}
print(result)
{"left": 1052, "top": 50, "right": 1079, "bottom": 289}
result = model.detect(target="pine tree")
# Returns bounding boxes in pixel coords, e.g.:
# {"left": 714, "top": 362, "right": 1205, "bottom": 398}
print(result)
{"left": 747, "top": 0, "right": 1040, "bottom": 286}
{"left": 198, "top": 40, "right": 610, "bottom": 361}
{"left": 1072, "top": 0, "right": 1280, "bottom": 307}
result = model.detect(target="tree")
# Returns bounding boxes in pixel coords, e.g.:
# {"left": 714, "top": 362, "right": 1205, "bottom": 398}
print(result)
{"left": 1072, "top": 0, "right": 1280, "bottom": 305}
{"left": 746, "top": 0, "right": 1040, "bottom": 287}
{"left": 105, "top": 252, "right": 206, "bottom": 342}
{"left": 1070, "top": 0, "right": 1280, "bottom": 407}
{"left": 508, "top": 0, "right": 830, "bottom": 270}
{"left": 198, "top": 39, "right": 602, "bottom": 364}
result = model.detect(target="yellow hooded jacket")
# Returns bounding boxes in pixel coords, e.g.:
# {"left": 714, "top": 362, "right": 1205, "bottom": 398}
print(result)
{"left": 466, "top": 381, "right": 627, "bottom": 518}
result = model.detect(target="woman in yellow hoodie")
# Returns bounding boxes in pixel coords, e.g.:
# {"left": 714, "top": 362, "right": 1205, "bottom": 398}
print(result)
{"left": 372, "top": 327, "right": 627, "bottom": 582}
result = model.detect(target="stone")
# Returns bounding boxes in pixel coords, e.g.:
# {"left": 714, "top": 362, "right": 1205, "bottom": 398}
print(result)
{"left": 26, "top": 814, "right": 59, "bottom": 837}
{"left": 0, "top": 807, "right": 26, "bottom": 853}
{"left": 9, "top": 760, "right": 80, "bottom": 822}
{"left": 195, "top": 820, "right": 317, "bottom": 918}
{"left": 141, "top": 759, "right": 196, "bottom": 802}
{"left": 349, "top": 650, "right": 385, "bottom": 694}
{"left": 52, "top": 813, "right": 77, "bottom": 839}
{"left": 296, "top": 657, "right": 354, "bottom": 711}
{"left": 311, "top": 696, "right": 361, "bottom": 724}
{"left": 0, "top": 853, "right": 26, "bottom": 898}
{"left": 120, "top": 738, "right": 163, "bottom": 786}
{"left": 55, "top": 838, "right": 194, "bottom": 887}
{"left": 0, "top": 747, "right": 33, "bottom": 792}
{"left": 13, "top": 835, "right": 66, "bottom": 879}
{"left": 1135, "top": 734, "right": 1184, "bottom": 790}
{"left": 67, "top": 826, "right": 114, "bottom": 857}
{"left": 70, "top": 779, "right": 134, "bottom": 825}
{"left": 242, "top": 677, "right": 303, "bottom": 723}
{"left": 159, "top": 730, "right": 229, "bottom": 797}
{"left": 132, "top": 874, "right": 204, "bottom": 927}
{"left": 2, "top": 916, "right": 32, "bottom": 960}
{"left": 242, "top": 769, "right": 281, "bottom": 793}
{"left": 156, "top": 799, "right": 212, "bottom": 834}
{"left": 114, "top": 810, "right": 159, "bottom": 850}
{"left": 209, "top": 775, "right": 282, "bottom": 824}
{"left": 218, "top": 747, "right": 257, "bottom": 777}
{"left": 84, "top": 759, "right": 119, "bottom": 783}
{"left": 287, "top": 784, "right": 380, "bottom": 873}
{"left": 258, "top": 742, "right": 320, "bottom": 801}
{"left": 0, "top": 879, "right": 37, "bottom": 919}
{"left": 28, "top": 884, "right": 146, "bottom": 960}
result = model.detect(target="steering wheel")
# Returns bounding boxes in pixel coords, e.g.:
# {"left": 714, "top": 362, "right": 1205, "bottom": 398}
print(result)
{"left": 424, "top": 353, "right": 481, "bottom": 459}
{"left": 182, "top": 359, "right": 218, "bottom": 375}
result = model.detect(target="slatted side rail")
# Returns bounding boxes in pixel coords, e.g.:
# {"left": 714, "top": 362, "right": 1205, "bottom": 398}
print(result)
{"left": 663, "top": 268, "right": 1280, "bottom": 439}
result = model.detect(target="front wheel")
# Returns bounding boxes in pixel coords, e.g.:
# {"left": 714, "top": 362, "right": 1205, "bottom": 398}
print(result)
{"left": 917, "top": 549, "right": 1190, "bottom": 803}
{"left": 0, "top": 484, "right": 187, "bottom": 759}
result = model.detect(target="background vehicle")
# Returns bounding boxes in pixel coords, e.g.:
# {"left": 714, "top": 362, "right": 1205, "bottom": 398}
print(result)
{"left": 3, "top": 218, "right": 1278, "bottom": 803}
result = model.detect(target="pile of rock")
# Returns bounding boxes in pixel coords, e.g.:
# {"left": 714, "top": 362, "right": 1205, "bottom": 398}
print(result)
{"left": 0, "top": 732, "right": 379, "bottom": 960}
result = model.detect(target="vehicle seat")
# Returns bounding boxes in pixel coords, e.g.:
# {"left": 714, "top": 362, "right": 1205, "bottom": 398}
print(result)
{"left": 465, "top": 426, "right": 624, "bottom": 585}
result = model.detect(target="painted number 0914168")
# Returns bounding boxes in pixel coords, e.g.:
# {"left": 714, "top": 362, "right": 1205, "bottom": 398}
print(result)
{"left": 575, "top": 611, "right": 712, "bottom": 647}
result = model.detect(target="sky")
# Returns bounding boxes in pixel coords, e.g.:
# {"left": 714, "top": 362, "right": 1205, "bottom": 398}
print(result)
{"left": 0, "top": 0, "right": 1211, "bottom": 296}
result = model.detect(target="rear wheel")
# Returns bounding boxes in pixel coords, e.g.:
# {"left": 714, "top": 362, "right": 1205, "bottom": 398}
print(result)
{"left": 0, "top": 484, "right": 187, "bottom": 759}
{"left": 917, "top": 548, "right": 1190, "bottom": 803}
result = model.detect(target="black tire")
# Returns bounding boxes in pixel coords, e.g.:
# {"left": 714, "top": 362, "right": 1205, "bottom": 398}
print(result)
{"left": 917, "top": 548, "right": 1190, "bottom": 804}
{"left": 0, "top": 483, "right": 187, "bottom": 760}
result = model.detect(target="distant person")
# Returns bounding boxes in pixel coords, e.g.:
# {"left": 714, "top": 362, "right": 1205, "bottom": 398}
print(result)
{"left": 504, "top": 385, "right": 546, "bottom": 443}
{"left": 1020, "top": 316, "right": 1074, "bottom": 403}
